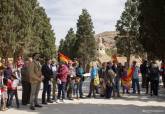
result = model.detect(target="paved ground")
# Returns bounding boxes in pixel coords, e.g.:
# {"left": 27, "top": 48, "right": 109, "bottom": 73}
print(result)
{"left": 1, "top": 87, "right": 165, "bottom": 114}
{"left": 1, "top": 77, "right": 165, "bottom": 114}
{"left": 2, "top": 104, "right": 165, "bottom": 114}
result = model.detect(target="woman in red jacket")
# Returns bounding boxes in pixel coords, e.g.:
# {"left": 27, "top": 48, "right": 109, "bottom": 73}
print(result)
{"left": 56, "top": 62, "right": 69, "bottom": 103}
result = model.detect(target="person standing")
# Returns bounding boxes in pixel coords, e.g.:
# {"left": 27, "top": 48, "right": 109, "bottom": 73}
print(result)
{"left": 7, "top": 75, "right": 19, "bottom": 108}
{"left": 107, "top": 61, "right": 116, "bottom": 97}
{"left": 150, "top": 62, "right": 160, "bottom": 96}
{"left": 87, "top": 64, "right": 98, "bottom": 98}
{"left": 51, "top": 60, "right": 57, "bottom": 101}
{"left": 144, "top": 61, "right": 151, "bottom": 94}
{"left": 114, "top": 63, "right": 122, "bottom": 97}
{"left": 16, "top": 56, "right": 24, "bottom": 69}
{"left": 21, "top": 60, "right": 31, "bottom": 105}
{"left": 56, "top": 62, "right": 69, "bottom": 103}
{"left": 105, "top": 64, "right": 116, "bottom": 99}
{"left": 41, "top": 58, "right": 53, "bottom": 104}
{"left": 28, "top": 54, "right": 43, "bottom": 110}
{"left": 98, "top": 62, "right": 107, "bottom": 97}
{"left": 16, "top": 56, "right": 24, "bottom": 80}
{"left": 67, "top": 62, "right": 76, "bottom": 100}
{"left": 132, "top": 61, "right": 140, "bottom": 94}
{"left": 4, "top": 62, "right": 13, "bottom": 80}
{"left": 121, "top": 66, "right": 130, "bottom": 94}
{"left": 76, "top": 63, "right": 85, "bottom": 98}
{"left": 160, "top": 60, "right": 165, "bottom": 88}
{"left": 140, "top": 60, "right": 148, "bottom": 88}
{"left": 0, "top": 68, "right": 8, "bottom": 111}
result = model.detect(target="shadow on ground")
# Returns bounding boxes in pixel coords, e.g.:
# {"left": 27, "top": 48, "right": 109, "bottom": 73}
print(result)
{"left": 9, "top": 103, "right": 165, "bottom": 114}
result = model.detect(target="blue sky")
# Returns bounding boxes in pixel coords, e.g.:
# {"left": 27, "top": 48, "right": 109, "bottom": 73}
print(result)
{"left": 39, "top": 0, "right": 126, "bottom": 44}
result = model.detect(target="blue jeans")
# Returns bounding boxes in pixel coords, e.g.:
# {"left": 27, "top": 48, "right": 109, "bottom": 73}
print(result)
{"left": 114, "top": 77, "right": 120, "bottom": 96}
{"left": 57, "top": 82, "right": 66, "bottom": 99}
{"left": 78, "top": 79, "right": 83, "bottom": 97}
{"left": 132, "top": 79, "right": 140, "bottom": 94}
{"left": 74, "top": 83, "right": 80, "bottom": 98}
{"left": 8, "top": 90, "right": 19, "bottom": 107}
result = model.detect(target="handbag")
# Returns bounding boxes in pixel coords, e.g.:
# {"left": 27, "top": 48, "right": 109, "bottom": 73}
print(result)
{"left": 94, "top": 75, "right": 100, "bottom": 86}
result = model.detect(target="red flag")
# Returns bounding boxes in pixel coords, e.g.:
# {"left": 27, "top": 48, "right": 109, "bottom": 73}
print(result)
{"left": 58, "top": 52, "right": 71, "bottom": 64}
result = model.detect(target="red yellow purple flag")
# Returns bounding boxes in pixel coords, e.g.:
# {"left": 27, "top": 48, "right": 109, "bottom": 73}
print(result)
{"left": 58, "top": 52, "right": 71, "bottom": 64}
{"left": 121, "top": 67, "right": 135, "bottom": 89}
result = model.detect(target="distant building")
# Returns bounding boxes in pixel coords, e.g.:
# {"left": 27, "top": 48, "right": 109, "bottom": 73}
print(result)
{"left": 95, "top": 31, "right": 117, "bottom": 63}
{"left": 96, "top": 36, "right": 106, "bottom": 56}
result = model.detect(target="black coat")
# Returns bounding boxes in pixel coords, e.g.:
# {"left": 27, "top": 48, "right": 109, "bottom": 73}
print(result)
{"left": 41, "top": 64, "right": 53, "bottom": 82}
{"left": 150, "top": 67, "right": 160, "bottom": 81}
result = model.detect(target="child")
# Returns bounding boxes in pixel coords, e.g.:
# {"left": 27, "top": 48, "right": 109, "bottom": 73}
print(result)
{"left": 7, "top": 75, "right": 19, "bottom": 108}
{"left": 1, "top": 86, "right": 8, "bottom": 111}
{"left": 0, "top": 70, "right": 8, "bottom": 111}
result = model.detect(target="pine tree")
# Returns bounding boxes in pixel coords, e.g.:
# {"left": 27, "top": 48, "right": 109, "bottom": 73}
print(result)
{"left": 115, "top": 0, "right": 143, "bottom": 65}
{"left": 75, "top": 9, "right": 96, "bottom": 68}
{"left": 58, "top": 39, "right": 65, "bottom": 54}
{"left": 32, "top": 6, "right": 56, "bottom": 58}
{"left": 58, "top": 28, "right": 77, "bottom": 59}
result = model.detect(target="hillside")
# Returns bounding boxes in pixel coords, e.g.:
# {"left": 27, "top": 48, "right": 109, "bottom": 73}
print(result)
{"left": 95, "top": 31, "right": 117, "bottom": 49}
{"left": 95, "top": 31, "right": 117, "bottom": 62}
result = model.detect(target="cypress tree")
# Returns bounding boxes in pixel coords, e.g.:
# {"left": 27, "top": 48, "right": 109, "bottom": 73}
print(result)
{"left": 75, "top": 9, "right": 96, "bottom": 68}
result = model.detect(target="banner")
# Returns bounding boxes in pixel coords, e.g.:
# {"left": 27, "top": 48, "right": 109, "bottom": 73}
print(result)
{"left": 121, "top": 67, "right": 134, "bottom": 89}
{"left": 58, "top": 52, "right": 71, "bottom": 64}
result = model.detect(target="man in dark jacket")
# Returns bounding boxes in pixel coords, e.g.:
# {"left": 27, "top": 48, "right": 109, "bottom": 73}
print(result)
{"left": 150, "top": 62, "right": 160, "bottom": 96}
{"left": 41, "top": 58, "right": 53, "bottom": 104}
{"left": 21, "top": 60, "right": 31, "bottom": 105}
{"left": 140, "top": 60, "right": 148, "bottom": 88}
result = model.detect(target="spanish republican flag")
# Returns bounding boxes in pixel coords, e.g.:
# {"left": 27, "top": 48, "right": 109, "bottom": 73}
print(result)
{"left": 112, "top": 54, "right": 118, "bottom": 63}
{"left": 121, "top": 67, "right": 135, "bottom": 89}
{"left": 58, "top": 52, "right": 71, "bottom": 64}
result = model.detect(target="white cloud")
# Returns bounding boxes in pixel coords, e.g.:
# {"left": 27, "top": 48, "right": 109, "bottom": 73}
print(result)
{"left": 39, "top": 0, "right": 126, "bottom": 44}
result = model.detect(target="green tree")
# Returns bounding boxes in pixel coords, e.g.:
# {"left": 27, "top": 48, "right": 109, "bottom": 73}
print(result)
{"left": 138, "top": 0, "right": 165, "bottom": 60}
{"left": 58, "top": 28, "right": 77, "bottom": 59}
{"left": 32, "top": 6, "right": 56, "bottom": 58}
{"left": 75, "top": 9, "right": 96, "bottom": 69}
{"left": 115, "top": 0, "right": 143, "bottom": 66}
{"left": 0, "top": 0, "right": 33, "bottom": 58}
{"left": 58, "top": 39, "right": 65, "bottom": 54}
{"left": 0, "top": 0, "right": 56, "bottom": 59}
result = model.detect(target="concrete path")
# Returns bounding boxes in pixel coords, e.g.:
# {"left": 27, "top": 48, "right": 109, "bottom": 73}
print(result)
{"left": 1, "top": 87, "right": 165, "bottom": 114}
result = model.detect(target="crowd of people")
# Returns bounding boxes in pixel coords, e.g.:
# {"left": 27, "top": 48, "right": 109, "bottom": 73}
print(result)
{"left": 0, "top": 54, "right": 165, "bottom": 111}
